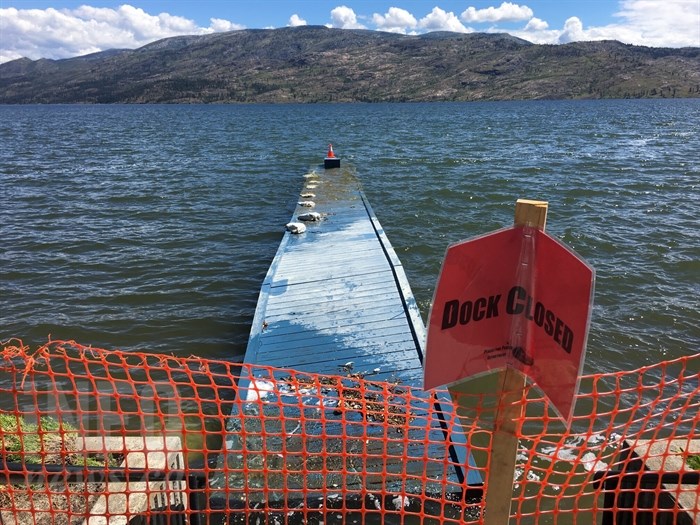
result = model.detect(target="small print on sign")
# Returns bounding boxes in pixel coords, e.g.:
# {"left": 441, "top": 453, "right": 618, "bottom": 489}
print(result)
{"left": 424, "top": 226, "right": 594, "bottom": 424}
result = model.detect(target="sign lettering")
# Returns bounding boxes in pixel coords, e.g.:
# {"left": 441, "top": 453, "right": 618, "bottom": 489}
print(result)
{"left": 424, "top": 226, "right": 594, "bottom": 424}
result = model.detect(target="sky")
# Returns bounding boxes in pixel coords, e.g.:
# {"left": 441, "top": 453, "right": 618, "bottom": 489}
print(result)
{"left": 1, "top": 0, "right": 699, "bottom": 64}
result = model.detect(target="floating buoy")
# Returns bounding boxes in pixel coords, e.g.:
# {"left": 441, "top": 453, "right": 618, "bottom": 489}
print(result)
{"left": 324, "top": 143, "right": 340, "bottom": 169}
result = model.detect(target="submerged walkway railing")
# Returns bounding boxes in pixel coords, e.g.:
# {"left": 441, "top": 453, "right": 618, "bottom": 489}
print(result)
{"left": 0, "top": 339, "right": 698, "bottom": 523}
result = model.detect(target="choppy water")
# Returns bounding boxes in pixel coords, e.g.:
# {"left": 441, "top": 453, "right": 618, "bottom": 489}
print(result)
{"left": 1, "top": 100, "right": 698, "bottom": 375}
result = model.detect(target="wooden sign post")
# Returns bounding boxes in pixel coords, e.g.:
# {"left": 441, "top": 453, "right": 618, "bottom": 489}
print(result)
{"left": 424, "top": 198, "right": 594, "bottom": 524}
{"left": 482, "top": 199, "right": 547, "bottom": 525}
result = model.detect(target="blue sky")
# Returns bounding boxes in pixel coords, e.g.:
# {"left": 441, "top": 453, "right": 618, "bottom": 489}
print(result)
{"left": 1, "top": 1, "right": 699, "bottom": 63}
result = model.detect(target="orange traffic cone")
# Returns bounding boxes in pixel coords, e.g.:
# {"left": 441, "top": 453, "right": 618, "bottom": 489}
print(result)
{"left": 324, "top": 143, "right": 340, "bottom": 168}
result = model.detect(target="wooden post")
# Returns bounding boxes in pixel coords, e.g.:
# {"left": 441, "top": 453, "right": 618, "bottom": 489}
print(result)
{"left": 483, "top": 199, "right": 548, "bottom": 525}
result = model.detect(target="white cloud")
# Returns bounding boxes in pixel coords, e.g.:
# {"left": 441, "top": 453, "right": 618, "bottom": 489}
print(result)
{"left": 505, "top": 0, "right": 699, "bottom": 47}
{"left": 209, "top": 18, "right": 243, "bottom": 32}
{"left": 524, "top": 17, "right": 548, "bottom": 31}
{"left": 614, "top": 0, "right": 700, "bottom": 47}
{"left": 418, "top": 7, "right": 471, "bottom": 33}
{"left": 0, "top": 5, "right": 244, "bottom": 63}
{"left": 558, "top": 17, "right": 586, "bottom": 43}
{"left": 461, "top": 2, "right": 534, "bottom": 24}
{"left": 288, "top": 14, "right": 307, "bottom": 27}
{"left": 329, "top": 6, "right": 365, "bottom": 29}
{"left": 372, "top": 7, "right": 417, "bottom": 34}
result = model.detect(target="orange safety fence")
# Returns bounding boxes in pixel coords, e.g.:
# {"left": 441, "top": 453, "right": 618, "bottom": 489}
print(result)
{"left": 0, "top": 339, "right": 698, "bottom": 524}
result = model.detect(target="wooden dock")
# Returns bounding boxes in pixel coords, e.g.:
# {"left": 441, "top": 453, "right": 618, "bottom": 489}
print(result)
{"left": 221, "top": 166, "right": 480, "bottom": 504}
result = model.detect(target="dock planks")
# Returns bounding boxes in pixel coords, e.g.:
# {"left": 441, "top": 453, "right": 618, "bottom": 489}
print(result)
{"left": 222, "top": 166, "right": 480, "bottom": 502}
{"left": 244, "top": 169, "right": 424, "bottom": 383}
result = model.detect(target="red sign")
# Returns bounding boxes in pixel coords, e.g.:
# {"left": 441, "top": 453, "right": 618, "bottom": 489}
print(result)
{"left": 424, "top": 226, "right": 594, "bottom": 423}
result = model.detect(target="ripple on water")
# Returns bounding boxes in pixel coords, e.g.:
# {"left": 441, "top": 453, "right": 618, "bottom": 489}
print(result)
{"left": 0, "top": 100, "right": 698, "bottom": 376}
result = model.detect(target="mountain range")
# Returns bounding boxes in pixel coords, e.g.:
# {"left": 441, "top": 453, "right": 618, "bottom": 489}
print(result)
{"left": 1, "top": 26, "right": 699, "bottom": 103}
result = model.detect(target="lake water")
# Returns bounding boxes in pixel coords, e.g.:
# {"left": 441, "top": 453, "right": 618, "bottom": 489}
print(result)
{"left": 1, "top": 100, "right": 698, "bottom": 376}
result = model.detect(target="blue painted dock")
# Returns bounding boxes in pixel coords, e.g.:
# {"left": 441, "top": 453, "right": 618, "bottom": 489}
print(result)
{"left": 220, "top": 166, "right": 480, "bottom": 503}
{"left": 244, "top": 167, "right": 425, "bottom": 383}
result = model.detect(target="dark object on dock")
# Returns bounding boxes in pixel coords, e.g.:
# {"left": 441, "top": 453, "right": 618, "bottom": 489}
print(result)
{"left": 593, "top": 469, "right": 699, "bottom": 525}
{"left": 324, "top": 143, "right": 340, "bottom": 168}
{"left": 593, "top": 439, "right": 700, "bottom": 525}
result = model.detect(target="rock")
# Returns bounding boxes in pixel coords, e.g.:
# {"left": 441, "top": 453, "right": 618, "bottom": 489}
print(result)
{"left": 286, "top": 222, "right": 307, "bottom": 234}
{"left": 298, "top": 212, "right": 321, "bottom": 222}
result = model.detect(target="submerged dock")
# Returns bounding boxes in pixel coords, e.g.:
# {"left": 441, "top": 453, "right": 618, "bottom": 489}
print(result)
{"left": 245, "top": 167, "right": 425, "bottom": 383}
{"left": 221, "top": 165, "right": 480, "bottom": 504}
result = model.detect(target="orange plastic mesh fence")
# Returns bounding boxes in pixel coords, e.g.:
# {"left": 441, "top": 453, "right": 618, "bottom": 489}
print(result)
{"left": 0, "top": 339, "right": 698, "bottom": 524}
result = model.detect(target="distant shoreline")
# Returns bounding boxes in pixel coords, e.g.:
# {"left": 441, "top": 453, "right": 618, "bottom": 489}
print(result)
{"left": 2, "top": 27, "right": 699, "bottom": 104}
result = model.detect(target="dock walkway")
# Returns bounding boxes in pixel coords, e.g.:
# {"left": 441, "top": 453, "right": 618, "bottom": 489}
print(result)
{"left": 222, "top": 167, "right": 480, "bottom": 503}
{"left": 245, "top": 168, "right": 425, "bottom": 383}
